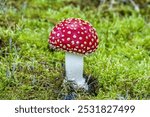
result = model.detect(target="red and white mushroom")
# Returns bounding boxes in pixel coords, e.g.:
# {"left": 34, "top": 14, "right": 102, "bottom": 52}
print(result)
{"left": 49, "top": 18, "right": 99, "bottom": 90}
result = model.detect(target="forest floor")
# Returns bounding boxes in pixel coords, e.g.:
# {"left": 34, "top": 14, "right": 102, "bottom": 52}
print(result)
{"left": 0, "top": 0, "right": 150, "bottom": 99}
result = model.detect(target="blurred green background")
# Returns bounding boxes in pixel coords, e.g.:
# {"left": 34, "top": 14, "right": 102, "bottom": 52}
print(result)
{"left": 0, "top": 0, "right": 150, "bottom": 99}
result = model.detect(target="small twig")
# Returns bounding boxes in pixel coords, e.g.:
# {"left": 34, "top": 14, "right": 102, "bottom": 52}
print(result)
{"left": 86, "top": 74, "right": 91, "bottom": 84}
{"left": 109, "top": 0, "right": 115, "bottom": 9}
{"left": 48, "top": 18, "right": 57, "bottom": 25}
{"left": 129, "top": 0, "right": 139, "bottom": 12}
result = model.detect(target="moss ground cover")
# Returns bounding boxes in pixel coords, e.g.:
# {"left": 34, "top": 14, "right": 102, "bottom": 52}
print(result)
{"left": 0, "top": 0, "right": 150, "bottom": 99}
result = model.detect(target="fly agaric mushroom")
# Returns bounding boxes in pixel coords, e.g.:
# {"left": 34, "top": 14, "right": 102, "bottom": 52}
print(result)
{"left": 49, "top": 18, "right": 99, "bottom": 90}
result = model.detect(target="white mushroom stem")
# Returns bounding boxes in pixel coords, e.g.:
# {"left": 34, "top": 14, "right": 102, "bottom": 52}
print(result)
{"left": 65, "top": 52, "right": 88, "bottom": 90}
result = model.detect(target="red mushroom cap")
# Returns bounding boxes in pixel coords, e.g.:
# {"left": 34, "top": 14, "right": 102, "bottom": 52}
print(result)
{"left": 49, "top": 18, "right": 99, "bottom": 55}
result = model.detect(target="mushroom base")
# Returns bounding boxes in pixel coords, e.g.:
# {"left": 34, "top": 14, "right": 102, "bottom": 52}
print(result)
{"left": 58, "top": 74, "right": 99, "bottom": 99}
{"left": 65, "top": 52, "right": 88, "bottom": 90}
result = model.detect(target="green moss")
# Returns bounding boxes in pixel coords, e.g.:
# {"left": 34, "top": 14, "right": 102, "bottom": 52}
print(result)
{"left": 0, "top": 0, "right": 150, "bottom": 100}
